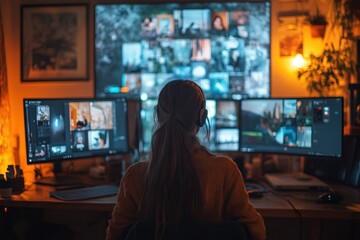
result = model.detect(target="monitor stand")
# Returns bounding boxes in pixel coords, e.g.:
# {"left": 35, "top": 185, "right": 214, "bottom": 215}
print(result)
{"left": 35, "top": 175, "right": 84, "bottom": 186}
{"left": 34, "top": 162, "right": 85, "bottom": 187}
{"left": 264, "top": 156, "right": 330, "bottom": 191}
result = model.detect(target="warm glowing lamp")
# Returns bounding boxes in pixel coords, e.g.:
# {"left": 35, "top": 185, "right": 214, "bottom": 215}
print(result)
{"left": 0, "top": 102, "right": 12, "bottom": 175}
{"left": 0, "top": 5, "right": 13, "bottom": 175}
{"left": 292, "top": 53, "right": 305, "bottom": 68}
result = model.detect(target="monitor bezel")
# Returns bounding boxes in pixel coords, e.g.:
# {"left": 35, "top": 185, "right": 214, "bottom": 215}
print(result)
{"left": 23, "top": 97, "right": 130, "bottom": 165}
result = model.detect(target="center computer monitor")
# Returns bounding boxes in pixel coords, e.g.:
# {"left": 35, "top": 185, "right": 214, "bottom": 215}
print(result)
{"left": 94, "top": 1, "right": 270, "bottom": 99}
{"left": 140, "top": 98, "right": 240, "bottom": 153}
{"left": 239, "top": 97, "right": 343, "bottom": 158}
{"left": 24, "top": 98, "right": 129, "bottom": 165}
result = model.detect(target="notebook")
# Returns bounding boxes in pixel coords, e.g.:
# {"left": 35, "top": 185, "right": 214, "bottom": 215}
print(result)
{"left": 265, "top": 173, "right": 330, "bottom": 191}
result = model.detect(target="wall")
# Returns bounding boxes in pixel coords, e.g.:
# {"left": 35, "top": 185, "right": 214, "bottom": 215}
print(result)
{"left": 2, "top": 0, "right": 94, "bottom": 181}
{"left": 1, "top": 0, "right": 333, "bottom": 181}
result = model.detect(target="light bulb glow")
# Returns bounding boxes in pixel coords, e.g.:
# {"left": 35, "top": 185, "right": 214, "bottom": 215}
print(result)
{"left": 292, "top": 54, "right": 305, "bottom": 68}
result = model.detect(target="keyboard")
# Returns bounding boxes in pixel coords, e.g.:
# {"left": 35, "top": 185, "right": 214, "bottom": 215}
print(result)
{"left": 50, "top": 185, "right": 119, "bottom": 201}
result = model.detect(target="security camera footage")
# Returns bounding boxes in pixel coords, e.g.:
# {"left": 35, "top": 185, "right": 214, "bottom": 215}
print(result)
{"left": 95, "top": 1, "right": 270, "bottom": 99}
{"left": 240, "top": 98, "right": 343, "bottom": 157}
{"left": 140, "top": 99, "right": 240, "bottom": 152}
{"left": 24, "top": 98, "right": 129, "bottom": 164}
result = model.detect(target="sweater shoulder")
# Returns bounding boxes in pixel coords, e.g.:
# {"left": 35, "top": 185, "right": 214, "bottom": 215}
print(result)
{"left": 207, "top": 154, "right": 237, "bottom": 169}
{"left": 122, "top": 161, "right": 148, "bottom": 182}
{"left": 195, "top": 151, "right": 237, "bottom": 174}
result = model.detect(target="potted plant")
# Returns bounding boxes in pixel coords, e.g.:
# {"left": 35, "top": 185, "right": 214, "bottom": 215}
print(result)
{"left": 298, "top": 0, "right": 358, "bottom": 117}
{"left": 297, "top": 43, "right": 353, "bottom": 97}
{"left": 305, "top": 9, "right": 328, "bottom": 38}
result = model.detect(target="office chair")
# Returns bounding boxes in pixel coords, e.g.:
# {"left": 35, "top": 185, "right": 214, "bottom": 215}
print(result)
{"left": 125, "top": 219, "right": 252, "bottom": 240}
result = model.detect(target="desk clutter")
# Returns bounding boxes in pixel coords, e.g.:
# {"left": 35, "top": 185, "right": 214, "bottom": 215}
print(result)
{"left": 0, "top": 165, "right": 24, "bottom": 198}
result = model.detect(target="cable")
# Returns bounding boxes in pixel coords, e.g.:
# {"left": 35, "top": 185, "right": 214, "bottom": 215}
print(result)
{"left": 318, "top": 219, "right": 324, "bottom": 240}
{"left": 287, "top": 199, "right": 303, "bottom": 240}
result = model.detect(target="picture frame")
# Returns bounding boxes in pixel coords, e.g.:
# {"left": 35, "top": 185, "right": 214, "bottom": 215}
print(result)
{"left": 21, "top": 4, "right": 88, "bottom": 82}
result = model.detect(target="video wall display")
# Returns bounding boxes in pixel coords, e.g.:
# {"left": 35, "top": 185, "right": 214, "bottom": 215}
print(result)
{"left": 95, "top": 2, "right": 270, "bottom": 99}
{"left": 24, "top": 98, "right": 129, "bottom": 164}
{"left": 240, "top": 98, "right": 343, "bottom": 158}
{"left": 140, "top": 99, "right": 240, "bottom": 153}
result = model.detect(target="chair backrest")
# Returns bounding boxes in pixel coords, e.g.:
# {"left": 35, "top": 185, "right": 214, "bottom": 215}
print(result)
{"left": 125, "top": 219, "right": 252, "bottom": 240}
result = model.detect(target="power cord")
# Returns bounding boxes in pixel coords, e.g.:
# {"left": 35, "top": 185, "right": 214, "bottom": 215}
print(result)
{"left": 287, "top": 199, "right": 303, "bottom": 240}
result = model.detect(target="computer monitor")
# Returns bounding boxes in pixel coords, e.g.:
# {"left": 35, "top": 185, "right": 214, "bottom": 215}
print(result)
{"left": 24, "top": 98, "right": 129, "bottom": 165}
{"left": 94, "top": 1, "right": 270, "bottom": 99}
{"left": 140, "top": 98, "right": 240, "bottom": 153}
{"left": 239, "top": 97, "right": 343, "bottom": 158}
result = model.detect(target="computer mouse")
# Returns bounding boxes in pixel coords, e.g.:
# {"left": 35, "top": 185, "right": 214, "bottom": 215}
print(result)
{"left": 247, "top": 189, "right": 264, "bottom": 198}
{"left": 317, "top": 191, "right": 343, "bottom": 204}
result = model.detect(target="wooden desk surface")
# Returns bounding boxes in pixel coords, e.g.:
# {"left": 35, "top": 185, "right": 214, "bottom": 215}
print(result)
{"left": 0, "top": 184, "right": 116, "bottom": 212}
{"left": 1, "top": 180, "right": 359, "bottom": 220}
{"left": 2, "top": 181, "right": 360, "bottom": 240}
{"left": 0, "top": 183, "right": 296, "bottom": 218}
{"left": 272, "top": 181, "right": 360, "bottom": 220}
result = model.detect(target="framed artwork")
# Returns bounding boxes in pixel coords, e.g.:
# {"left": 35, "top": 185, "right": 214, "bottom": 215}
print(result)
{"left": 278, "top": 17, "right": 304, "bottom": 57}
{"left": 21, "top": 4, "right": 88, "bottom": 81}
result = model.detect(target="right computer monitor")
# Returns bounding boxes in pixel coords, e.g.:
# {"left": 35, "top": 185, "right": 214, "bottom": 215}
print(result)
{"left": 240, "top": 97, "right": 343, "bottom": 158}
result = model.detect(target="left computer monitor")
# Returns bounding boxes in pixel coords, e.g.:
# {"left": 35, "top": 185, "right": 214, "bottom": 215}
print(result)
{"left": 24, "top": 98, "right": 129, "bottom": 165}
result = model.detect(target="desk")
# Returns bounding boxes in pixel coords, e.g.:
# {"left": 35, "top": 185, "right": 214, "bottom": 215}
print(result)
{"left": 0, "top": 184, "right": 116, "bottom": 212}
{"left": 0, "top": 183, "right": 296, "bottom": 215}
{"left": 274, "top": 182, "right": 360, "bottom": 240}
{"left": 1, "top": 181, "right": 360, "bottom": 240}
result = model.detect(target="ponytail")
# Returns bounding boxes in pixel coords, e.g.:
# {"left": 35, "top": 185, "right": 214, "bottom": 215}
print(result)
{"left": 139, "top": 80, "right": 205, "bottom": 239}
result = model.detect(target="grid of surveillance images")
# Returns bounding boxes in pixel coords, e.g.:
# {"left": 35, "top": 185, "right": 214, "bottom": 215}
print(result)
{"left": 240, "top": 99, "right": 324, "bottom": 150}
{"left": 31, "top": 101, "right": 115, "bottom": 161}
{"left": 141, "top": 99, "right": 240, "bottom": 152}
{"left": 69, "top": 101, "right": 114, "bottom": 152}
{"left": 95, "top": 2, "right": 270, "bottom": 99}
{"left": 95, "top": 2, "right": 270, "bottom": 154}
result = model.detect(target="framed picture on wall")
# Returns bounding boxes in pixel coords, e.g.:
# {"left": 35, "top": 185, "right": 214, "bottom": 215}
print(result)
{"left": 21, "top": 4, "right": 88, "bottom": 82}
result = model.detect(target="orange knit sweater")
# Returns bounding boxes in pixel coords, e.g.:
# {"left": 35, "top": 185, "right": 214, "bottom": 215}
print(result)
{"left": 106, "top": 150, "right": 266, "bottom": 240}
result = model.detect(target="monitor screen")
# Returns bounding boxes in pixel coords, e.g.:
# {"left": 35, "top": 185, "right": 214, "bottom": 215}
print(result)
{"left": 240, "top": 97, "right": 343, "bottom": 158}
{"left": 140, "top": 98, "right": 240, "bottom": 153}
{"left": 24, "top": 98, "right": 129, "bottom": 164}
{"left": 95, "top": 1, "right": 270, "bottom": 99}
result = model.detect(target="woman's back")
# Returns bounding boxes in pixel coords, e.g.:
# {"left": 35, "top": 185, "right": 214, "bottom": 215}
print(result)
{"left": 110, "top": 149, "right": 265, "bottom": 239}
{"left": 106, "top": 80, "right": 265, "bottom": 240}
